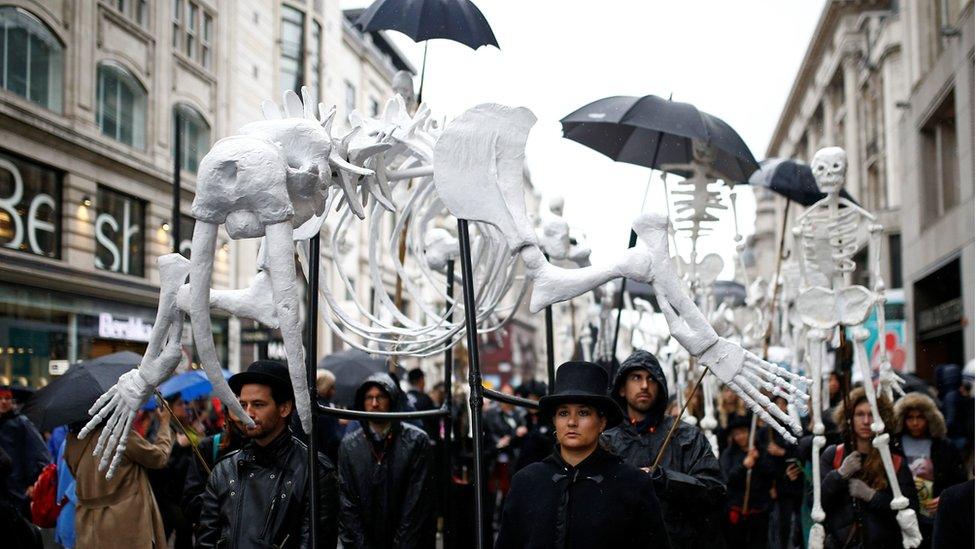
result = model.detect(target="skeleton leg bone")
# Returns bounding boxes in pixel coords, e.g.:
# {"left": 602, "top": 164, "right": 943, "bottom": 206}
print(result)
{"left": 807, "top": 328, "right": 828, "bottom": 549}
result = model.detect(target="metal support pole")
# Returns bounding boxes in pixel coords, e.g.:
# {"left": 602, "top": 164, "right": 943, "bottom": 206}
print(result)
{"left": 442, "top": 259, "right": 455, "bottom": 549}
{"left": 610, "top": 229, "right": 639, "bottom": 358}
{"left": 457, "top": 219, "right": 486, "bottom": 549}
{"left": 544, "top": 305, "right": 555, "bottom": 392}
{"left": 305, "top": 234, "right": 320, "bottom": 548}
{"left": 172, "top": 114, "right": 182, "bottom": 254}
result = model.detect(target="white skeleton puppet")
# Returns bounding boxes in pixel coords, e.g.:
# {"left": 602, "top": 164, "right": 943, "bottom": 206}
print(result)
{"left": 81, "top": 88, "right": 387, "bottom": 477}
{"left": 433, "top": 103, "right": 809, "bottom": 442}
{"left": 793, "top": 147, "right": 917, "bottom": 549}
{"left": 307, "top": 95, "right": 528, "bottom": 359}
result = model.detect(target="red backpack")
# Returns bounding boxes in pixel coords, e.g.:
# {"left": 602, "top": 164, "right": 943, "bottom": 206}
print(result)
{"left": 30, "top": 463, "right": 64, "bottom": 528}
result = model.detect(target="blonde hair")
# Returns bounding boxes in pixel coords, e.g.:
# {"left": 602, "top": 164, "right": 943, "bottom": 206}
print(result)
{"left": 316, "top": 370, "right": 336, "bottom": 395}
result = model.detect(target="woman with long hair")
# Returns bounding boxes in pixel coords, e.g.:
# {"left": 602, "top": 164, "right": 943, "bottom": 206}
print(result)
{"left": 819, "top": 387, "right": 919, "bottom": 548}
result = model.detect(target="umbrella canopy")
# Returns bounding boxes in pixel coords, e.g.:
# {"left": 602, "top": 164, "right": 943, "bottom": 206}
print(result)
{"left": 23, "top": 351, "right": 141, "bottom": 431}
{"left": 355, "top": 0, "right": 499, "bottom": 50}
{"left": 748, "top": 158, "right": 856, "bottom": 206}
{"left": 319, "top": 350, "right": 399, "bottom": 408}
{"left": 141, "top": 369, "right": 233, "bottom": 410}
{"left": 561, "top": 94, "right": 759, "bottom": 183}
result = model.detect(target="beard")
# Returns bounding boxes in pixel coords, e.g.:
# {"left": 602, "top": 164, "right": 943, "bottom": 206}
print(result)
{"left": 627, "top": 394, "right": 654, "bottom": 413}
{"left": 243, "top": 418, "right": 280, "bottom": 439}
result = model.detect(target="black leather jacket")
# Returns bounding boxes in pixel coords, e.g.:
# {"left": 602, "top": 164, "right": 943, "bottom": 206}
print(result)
{"left": 197, "top": 430, "right": 339, "bottom": 548}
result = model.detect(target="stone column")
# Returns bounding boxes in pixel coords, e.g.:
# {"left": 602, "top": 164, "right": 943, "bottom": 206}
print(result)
{"left": 842, "top": 52, "right": 862, "bottom": 201}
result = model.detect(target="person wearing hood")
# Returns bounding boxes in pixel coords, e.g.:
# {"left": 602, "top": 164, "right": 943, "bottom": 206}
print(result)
{"left": 338, "top": 372, "right": 434, "bottom": 548}
{"left": 600, "top": 350, "right": 726, "bottom": 548}
{"left": 496, "top": 361, "right": 670, "bottom": 549}
{"left": 893, "top": 391, "right": 965, "bottom": 545}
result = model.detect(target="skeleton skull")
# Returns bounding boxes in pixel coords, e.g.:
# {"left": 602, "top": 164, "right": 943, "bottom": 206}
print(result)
{"left": 691, "top": 139, "right": 717, "bottom": 164}
{"left": 810, "top": 147, "right": 847, "bottom": 194}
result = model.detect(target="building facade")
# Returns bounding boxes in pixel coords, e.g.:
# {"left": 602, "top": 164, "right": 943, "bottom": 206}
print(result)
{"left": 755, "top": 0, "right": 974, "bottom": 379}
{"left": 0, "top": 0, "right": 419, "bottom": 385}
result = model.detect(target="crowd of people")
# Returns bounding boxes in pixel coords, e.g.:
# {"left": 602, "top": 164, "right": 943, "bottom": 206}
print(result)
{"left": 0, "top": 351, "right": 973, "bottom": 548}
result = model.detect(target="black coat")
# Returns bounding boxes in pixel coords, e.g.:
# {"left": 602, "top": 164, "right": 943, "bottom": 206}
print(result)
{"left": 182, "top": 430, "right": 245, "bottom": 526}
{"left": 197, "top": 431, "right": 339, "bottom": 548}
{"left": 485, "top": 407, "right": 524, "bottom": 463}
{"left": 601, "top": 351, "right": 726, "bottom": 548}
{"left": 931, "top": 479, "right": 974, "bottom": 549}
{"left": 338, "top": 422, "right": 433, "bottom": 548}
{"left": 0, "top": 411, "right": 50, "bottom": 512}
{"left": 720, "top": 443, "right": 775, "bottom": 513}
{"left": 513, "top": 410, "right": 554, "bottom": 472}
{"left": 495, "top": 446, "right": 671, "bottom": 549}
{"left": 819, "top": 444, "right": 920, "bottom": 549}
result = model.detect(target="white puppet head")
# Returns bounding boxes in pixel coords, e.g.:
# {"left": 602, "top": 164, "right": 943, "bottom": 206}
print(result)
{"left": 811, "top": 146, "right": 847, "bottom": 195}
{"left": 392, "top": 70, "right": 416, "bottom": 108}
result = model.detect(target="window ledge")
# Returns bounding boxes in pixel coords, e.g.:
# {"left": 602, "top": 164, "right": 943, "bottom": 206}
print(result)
{"left": 99, "top": 2, "right": 154, "bottom": 44}
{"left": 173, "top": 51, "right": 216, "bottom": 83}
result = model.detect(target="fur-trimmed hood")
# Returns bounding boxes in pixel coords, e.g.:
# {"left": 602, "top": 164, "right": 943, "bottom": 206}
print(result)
{"left": 894, "top": 391, "right": 947, "bottom": 439}
{"left": 831, "top": 386, "right": 895, "bottom": 439}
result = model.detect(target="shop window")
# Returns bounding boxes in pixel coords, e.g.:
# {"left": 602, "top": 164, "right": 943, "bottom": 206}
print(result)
{"left": 178, "top": 214, "right": 194, "bottom": 258}
{"left": 280, "top": 6, "right": 304, "bottom": 95}
{"left": 94, "top": 186, "right": 146, "bottom": 277}
{"left": 0, "top": 7, "right": 64, "bottom": 113}
{"left": 113, "top": 0, "right": 149, "bottom": 28}
{"left": 172, "top": 103, "right": 210, "bottom": 174}
{"left": 172, "top": 0, "right": 213, "bottom": 69}
{"left": 96, "top": 62, "right": 147, "bottom": 150}
{"left": 920, "top": 90, "right": 959, "bottom": 227}
{"left": 0, "top": 151, "right": 61, "bottom": 259}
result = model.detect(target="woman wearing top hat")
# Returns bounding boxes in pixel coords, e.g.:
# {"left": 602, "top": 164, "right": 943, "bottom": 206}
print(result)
{"left": 495, "top": 361, "right": 671, "bottom": 549}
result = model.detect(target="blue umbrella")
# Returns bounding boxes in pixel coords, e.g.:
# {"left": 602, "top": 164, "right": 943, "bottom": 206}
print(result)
{"left": 143, "top": 369, "right": 232, "bottom": 410}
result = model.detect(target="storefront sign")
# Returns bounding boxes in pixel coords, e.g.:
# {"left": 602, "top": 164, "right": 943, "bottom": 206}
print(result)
{"left": 49, "top": 359, "right": 70, "bottom": 376}
{"left": 95, "top": 186, "right": 146, "bottom": 277}
{"left": 98, "top": 312, "right": 153, "bottom": 342}
{"left": 0, "top": 151, "right": 61, "bottom": 258}
{"left": 918, "top": 298, "right": 963, "bottom": 334}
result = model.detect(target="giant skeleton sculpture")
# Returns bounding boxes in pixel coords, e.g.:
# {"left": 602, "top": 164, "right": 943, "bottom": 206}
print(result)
{"left": 81, "top": 95, "right": 810, "bottom": 481}
{"left": 793, "top": 147, "right": 918, "bottom": 549}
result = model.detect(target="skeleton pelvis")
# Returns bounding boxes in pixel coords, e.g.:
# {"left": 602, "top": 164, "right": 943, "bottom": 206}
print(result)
{"left": 796, "top": 285, "right": 874, "bottom": 330}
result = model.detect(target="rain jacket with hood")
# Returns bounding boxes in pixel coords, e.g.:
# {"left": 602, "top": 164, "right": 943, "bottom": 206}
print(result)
{"left": 600, "top": 350, "right": 726, "bottom": 549}
{"left": 338, "top": 373, "right": 434, "bottom": 549}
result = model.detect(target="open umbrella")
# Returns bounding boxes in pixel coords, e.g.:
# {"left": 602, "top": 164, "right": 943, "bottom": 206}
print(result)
{"left": 749, "top": 158, "right": 856, "bottom": 206}
{"left": 319, "top": 350, "right": 400, "bottom": 408}
{"left": 354, "top": 0, "right": 498, "bottom": 102}
{"left": 561, "top": 94, "right": 759, "bottom": 183}
{"left": 23, "top": 351, "right": 141, "bottom": 431}
{"left": 141, "top": 369, "right": 233, "bottom": 410}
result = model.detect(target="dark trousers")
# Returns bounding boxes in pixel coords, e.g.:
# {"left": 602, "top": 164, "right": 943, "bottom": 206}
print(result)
{"left": 772, "top": 495, "right": 803, "bottom": 549}
{"left": 725, "top": 509, "right": 770, "bottom": 549}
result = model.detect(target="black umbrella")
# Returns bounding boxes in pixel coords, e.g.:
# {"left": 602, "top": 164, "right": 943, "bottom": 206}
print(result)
{"left": 354, "top": 0, "right": 498, "bottom": 102}
{"left": 749, "top": 158, "right": 856, "bottom": 206}
{"left": 561, "top": 94, "right": 759, "bottom": 183}
{"left": 23, "top": 351, "right": 141, "bottom": 431}
{"left": 318, "top": 349, "right": 402, "bottom": 409}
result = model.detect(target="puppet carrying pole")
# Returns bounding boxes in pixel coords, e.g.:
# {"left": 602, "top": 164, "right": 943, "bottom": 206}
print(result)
{"left": 442, "top": 259, "right": 455, "bottom": 549}
{"left": 457, "top": 219, "right": 488, "bottom": 549}
{"left": 305, "top": 233, "right": 321, "bottom": 548}
{"left": 610, "top": 136, "right": 665, "bottom": 361}
{"left": 742, "top": 198, "right": 792, "bottom": 514}
{"left": 543, "top": 254, "right": 556, "bottom": 392}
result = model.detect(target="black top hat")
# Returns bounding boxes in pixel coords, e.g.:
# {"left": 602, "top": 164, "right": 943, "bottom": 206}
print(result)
{"left": 229, "top": 360, "right": 294, "bottom": 403}
{"left": 539, "top": 361, "right": 624, "bottom": 427}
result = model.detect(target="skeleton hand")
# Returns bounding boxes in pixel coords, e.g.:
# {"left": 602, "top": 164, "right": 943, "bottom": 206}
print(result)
{"left": 693, "top": 337, "right": 807, "bottom": 442}
{"left": 878, "top": 360, "right": 905, "bottom": 401}
{"left": 79, "top": 318, "right": 185, "bottom": 479}
{"left": 79, "top": 369, "right": 153, "bottom": 478}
